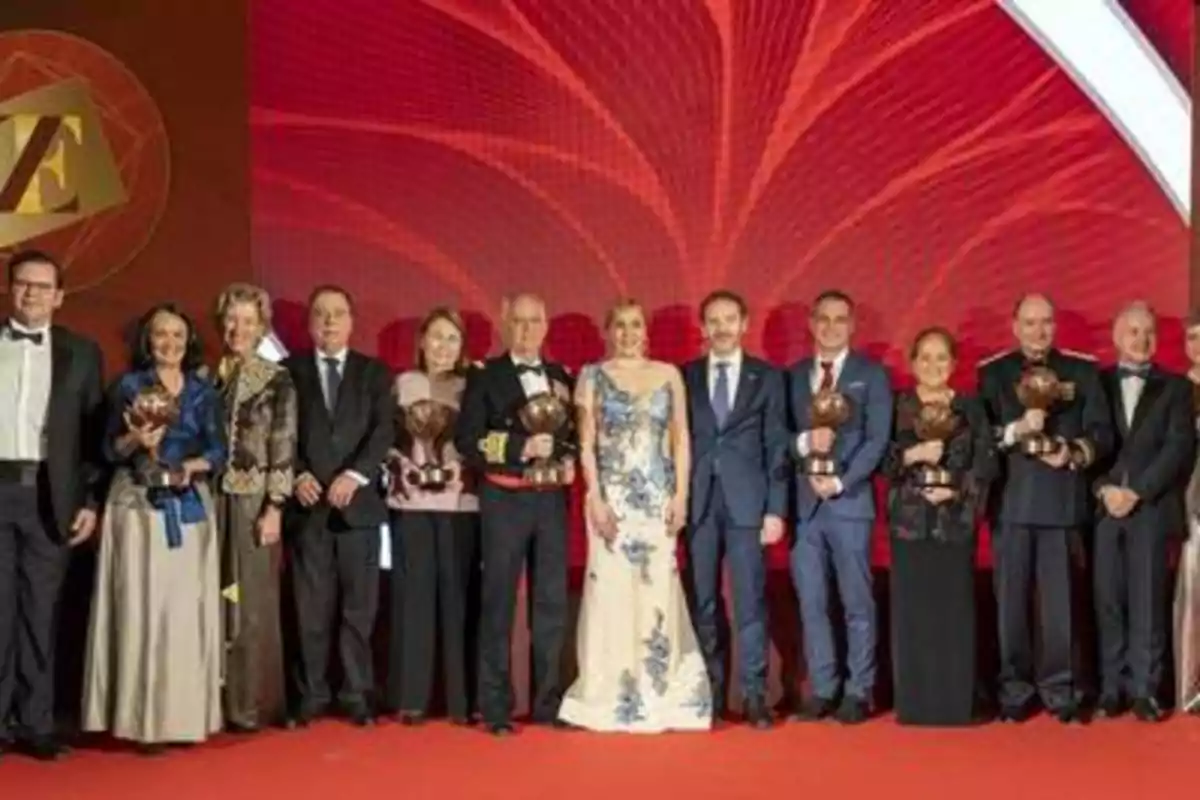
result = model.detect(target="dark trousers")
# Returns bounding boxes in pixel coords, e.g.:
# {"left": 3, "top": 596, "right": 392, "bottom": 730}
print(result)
{"left": 477, "top": 484, "right": 567, "bottom": 726}
{"left": 0, "top": 479, "right": 69, "bottom": 740}
{"left": 994, "top": 524, "right": 1077, "bottom": 710}
{"left": 1093, "top": 513, "right": 1169, "bottom": 701}
{"left": 684, "top": 482, "right": 767, "bottom": 706}
{"left": 289, "top": 510, "right": 380, "bottom": 714}
{"left": 790, "top": 507, "right": 875, "bottom": 701}
{"left": 388, "top": 510, "right": 478, "bottom": 718}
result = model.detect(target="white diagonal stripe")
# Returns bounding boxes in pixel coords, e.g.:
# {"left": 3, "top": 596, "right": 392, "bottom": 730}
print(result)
{"left": 997, "top": 0, "right": 1190, "bottom": 218}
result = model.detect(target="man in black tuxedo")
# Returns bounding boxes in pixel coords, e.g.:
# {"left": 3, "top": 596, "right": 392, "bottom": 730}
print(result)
{"left": 1092, "top": 302, "right": 1194, "bottom": 722}
{"left": 978, "top": 293, "right": 1112, "bottom": 723}
{"left": 456, "top": 293, "right": 575, "bottom": 736}
{"left": 284, "top": 285, "right": 393, "bottom": 727}
{"left": 0, "top": 251, "right": 104, "bottom": 761}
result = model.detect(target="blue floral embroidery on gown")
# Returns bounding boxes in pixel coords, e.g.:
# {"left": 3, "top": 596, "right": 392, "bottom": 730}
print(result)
{"left": 643, "top": 611, "right": 670, "bottom": 696}
{"left": 561, "top": 365, "right": 712, "bottom": 731}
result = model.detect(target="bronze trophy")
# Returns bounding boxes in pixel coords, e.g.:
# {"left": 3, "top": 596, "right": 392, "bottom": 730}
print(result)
{"left": 802, "top": 389, "right": 851, "bottom": 476}
{"left": 911, "top": 401, "right": 959, "bottom": 488}
{"left": 1014, "top": 365, "right": 1069, "bottom": 456}
{"left": 400, "top": 399, "right": 458, "bottom": 491}
{"left": 518, "top": 391, "right": 570, "bottom": 486}
{"left": 128, "top": 384, "right": 182, "bottom": 487}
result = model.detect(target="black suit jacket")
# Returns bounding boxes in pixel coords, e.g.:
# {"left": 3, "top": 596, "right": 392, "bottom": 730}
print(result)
{"left": 285, "top": 350, "right": 393, "bottom": 528}
{"left": 33, "top": 324, "right": 106, "bottom": 539}
{"left": 1093, "top": 365, "right": 1195, "bottom": 536}
{"left": 456, "top": 354, "right": 576, "bottom": 477}
{"left": 978, "top": 348, "right": 1113, "bottom": 528}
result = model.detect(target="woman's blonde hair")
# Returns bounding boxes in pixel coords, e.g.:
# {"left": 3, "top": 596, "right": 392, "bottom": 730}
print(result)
{"left": 214, "top": 282, "right": 273, "bottom": 330}
{"left": 604, "top": 297, "right": 645, "bottom": 329}
{"left": 416, "top": 306, "right": 470, "bottom": 374}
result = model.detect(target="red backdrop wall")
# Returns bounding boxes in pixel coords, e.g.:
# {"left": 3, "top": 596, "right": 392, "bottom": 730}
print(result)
{"left": 251, "top": 0, "right": 1193, "bottom": 576}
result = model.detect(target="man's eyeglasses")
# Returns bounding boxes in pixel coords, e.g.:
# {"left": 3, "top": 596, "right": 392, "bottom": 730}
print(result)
{"left": 11, "top": 279, "right": 57, "bottom": 294}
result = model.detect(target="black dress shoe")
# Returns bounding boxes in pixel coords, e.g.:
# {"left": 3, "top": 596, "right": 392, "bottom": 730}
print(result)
{"left": 1054, "top": 703, "right": 1084, "bottom": 724}
{"left": 1132, "top": 697, "right": 1164, "bottom": 723}
{"left": 834, "top": 696, "right": 869, "bottom": 725}
{"left": 396, "top": 711, "right": 425, "bottom": 726}
{"left": 743, "top": 698, "right": 773, "bottom": 730}
{"left": 1095, "top": 695, "right": 1126, "bottom": 719}
{"left": 487, "top": 722, "right": 515, "bottom": 737}
{"left": 137, "top": 743, "right": 167, "bottom": 757}
{"left": 347, "top": 708, "right": 375, "bottom": 728}
{"left": 790, "top": 696, "right": 836, "bottom": 722}
{"left": 227, "top": 721, "right": 261, "bottom": 735}
{"left": 24, "top": 736, "right": 67, "bottom": 762}
{"left": 997, "top": 704, "right": 1031, "bottom": 723}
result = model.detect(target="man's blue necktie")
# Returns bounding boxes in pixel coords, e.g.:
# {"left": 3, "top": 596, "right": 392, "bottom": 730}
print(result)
{"left": 323, "top": 356, "right": 342, "bottom": 412}
{"left": 712, "top": 362, "right": 731, "bottom": 427}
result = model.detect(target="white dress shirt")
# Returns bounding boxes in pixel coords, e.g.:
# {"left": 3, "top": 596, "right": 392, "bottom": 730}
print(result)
{"left": 1119, "top": 366, "right": 1146, "bottom": 428}
{"left": 707, "top": 348, "right": 744, "bottom": 407}
{"left": 0, "top": 320, "right": 52, "bottom": 461}
{"left": 512, "top": 353, "right": 550, "bottom": 397}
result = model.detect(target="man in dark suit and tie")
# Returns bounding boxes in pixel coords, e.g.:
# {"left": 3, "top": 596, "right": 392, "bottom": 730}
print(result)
{"left": 681, "top": 290, "right": 787, "bottom": 728}
{"left": 0, "top": 250, "right": 104, "bottom": 761}
{"left": 978, "top": 293, "right": 1112, "bottom": 723}
{"left": 787, "top": 289, "right": 892, "bottom": 724}
{"left": 284, "top": 285, "right": 393, "bottom": 728}
{"left": 1092, "top": 302, "right": 1193, "bottom": 722}
{"left": 456, "top": 293, "right": 575, "bottom": 736}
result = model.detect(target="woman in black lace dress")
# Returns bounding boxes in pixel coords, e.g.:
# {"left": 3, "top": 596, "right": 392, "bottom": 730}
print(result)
{"left": 884, "top": 327, "right": 995, "bottom": 726}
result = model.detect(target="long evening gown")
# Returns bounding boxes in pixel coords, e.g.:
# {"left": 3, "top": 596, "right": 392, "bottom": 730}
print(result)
{"left": 558, "top": 366, "right": 712, "bottom": 732}
{"left": 1174, "top": 399, "right": 1200, "bottom": 713}
{"left": 82, "top": 370, "right": 227, "bottom": 743}
{"left": 884, "top": 393, "right": 994, "bottom": 726}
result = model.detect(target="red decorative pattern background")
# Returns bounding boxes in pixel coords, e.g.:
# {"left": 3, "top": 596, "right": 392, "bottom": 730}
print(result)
{"left": 251, "top": 0, "right": 1193, "bottom": 569}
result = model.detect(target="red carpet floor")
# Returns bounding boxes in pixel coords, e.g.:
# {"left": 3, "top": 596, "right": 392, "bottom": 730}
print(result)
{"left": 3, "top": 715, "right": 1196, "bottom": 800}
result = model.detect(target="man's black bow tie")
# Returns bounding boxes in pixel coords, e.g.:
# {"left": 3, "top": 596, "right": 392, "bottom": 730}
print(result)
{"left": 1117, "top": 364, "right": 1150, "bottom": 380}
{"left": 517, "top": 363, "right": 544, "bottom": 375}
{"left": 9, "top": 327, "right": 44, "bottom": 345}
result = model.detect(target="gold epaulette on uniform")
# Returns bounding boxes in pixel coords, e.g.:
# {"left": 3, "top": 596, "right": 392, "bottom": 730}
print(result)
{"left": 479, "top": 431, "right": 508, "bottom": 464}
{"left": 976, "top": 349, "right": 1013, "bottom": 368}
{"left": 1059, "top": 348, "right": 1097, "bottom": 361}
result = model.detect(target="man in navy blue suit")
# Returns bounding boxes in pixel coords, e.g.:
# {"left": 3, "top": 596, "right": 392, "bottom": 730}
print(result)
{"left": 787, "top": 289, "right": 892, "bottom": 724}
{"left": 682, "top": 290, "right": 789, "bottom": 729}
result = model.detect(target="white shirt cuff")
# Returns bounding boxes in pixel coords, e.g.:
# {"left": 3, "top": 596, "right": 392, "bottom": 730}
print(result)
{"left": 830, "top": 478, "right": 844, "bottom": 496}
{"left": 1001, "top": 423, "right": 1019, "bottom": 448}
{"left": 796, "top": 432, "right": 811, "bottom": 457}
{"left": 345, "top": 470, "right": 370, "bottom": 486}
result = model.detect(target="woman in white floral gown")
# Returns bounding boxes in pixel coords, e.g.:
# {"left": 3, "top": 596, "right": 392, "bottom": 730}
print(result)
{"left": 558, "top": 300, "right": 712, "bottom": 732}
{"left": 1175, "top": 315, "right": 1200, "bottom": 713}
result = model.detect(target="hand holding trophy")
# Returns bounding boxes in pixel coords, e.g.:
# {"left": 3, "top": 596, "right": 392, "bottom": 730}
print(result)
{"left": 126, "top": 383, "right": 182, "bottom": 487}
{"left": 1014, "top": 366, "right": 1070, "bottom": 457}
{"left": 911, "top": 401, "right": 959, "bottom": 488}
{"left": 519, "top": 391, "right": 570, "bottom": 486}
{"left": 802, "top": 388, "right": 851, "bottom": 476}
{"left": 399, "top": 399, "right": 458, "bottom": 491}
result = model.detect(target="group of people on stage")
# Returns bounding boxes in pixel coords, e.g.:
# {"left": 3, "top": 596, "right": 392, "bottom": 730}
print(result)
{"left": 5, "top": 247, "right": 1200, "bottom": 762}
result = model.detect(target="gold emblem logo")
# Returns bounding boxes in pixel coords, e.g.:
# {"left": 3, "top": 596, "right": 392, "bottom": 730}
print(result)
{"left": 0, "top": 78, "right": 126, "bottom": 249}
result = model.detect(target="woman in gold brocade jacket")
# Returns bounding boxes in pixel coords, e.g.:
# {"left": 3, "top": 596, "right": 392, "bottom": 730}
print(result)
{"left": 213, "top": 283, "right": 298, "bottom": 732}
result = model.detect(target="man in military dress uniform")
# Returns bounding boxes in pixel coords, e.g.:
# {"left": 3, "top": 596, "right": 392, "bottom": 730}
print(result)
{"left": 456, "top": 293, "right": 575, "bottom": 736}
{"left": 978, "top": 293, "right": 1112, "bottom": 723}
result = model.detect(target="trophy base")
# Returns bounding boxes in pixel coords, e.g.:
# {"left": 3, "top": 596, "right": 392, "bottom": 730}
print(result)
{"left": 139, "top": 466, "right": 183, "bottom": 488}
{"left": 801, "top": 454, "right": 838, "bottom": 477}
{"left": 407, "top": 465, "right": 452, "bottom": 493}
{"left": 1020, "top": 434, "right": 1061, "bottom": 457}
{"left": 914, "top": 466, "right": 955, "bottom": 489}
{"left": 523, "top": 462, "right": 565, "bottom": 488}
